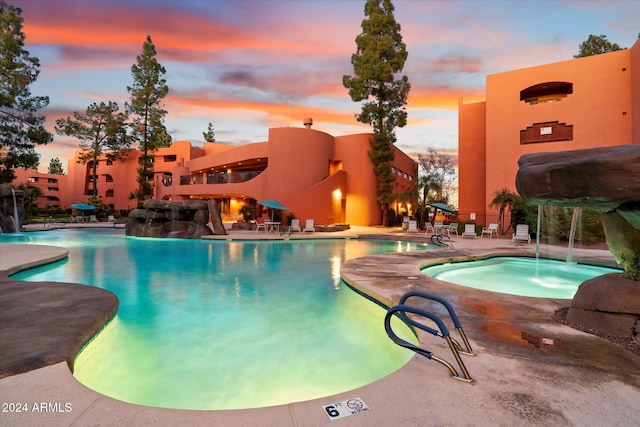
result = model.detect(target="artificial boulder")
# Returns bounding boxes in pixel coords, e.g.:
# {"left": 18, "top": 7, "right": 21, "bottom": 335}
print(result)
{"left": 516, "top": 144, "right": 640, "bottom": 279}
{"left": 516, "top": 144, "right": 640, "bottom": 337}
{"left": 125, "top": 199, "right": 227, "bottom": 238}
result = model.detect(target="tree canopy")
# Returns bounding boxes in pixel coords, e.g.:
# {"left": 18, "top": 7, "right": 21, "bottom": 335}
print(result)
{"left": 0, "top": 2, "right": 52, "bottom": 182}
{"left": 574, "top": 34, "right": 625, "bottom": 58}
{"left": 55, "top": 101, "right": 129, "bottom": 195}
{"left": 343, "top": 0, "right": 410, "bottom": 226}
{"left": 47, "top": 157, "right": 64, "bottom": 175}
{"left": 127, "top": 35, "right": 170, "bottom": 202}
{"left": 203, "top": 122, "right": 215, "bottom": 142}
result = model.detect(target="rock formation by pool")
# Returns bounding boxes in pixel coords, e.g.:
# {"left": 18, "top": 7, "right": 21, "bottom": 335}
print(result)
{"left": 516, "top": 144, "right": 639, "bottom": 337}
{"left": 125, "top": 199, "right": 227, "bottom": 238}
{"left": 0, "top": 184, "right": 24, "bottom": 233}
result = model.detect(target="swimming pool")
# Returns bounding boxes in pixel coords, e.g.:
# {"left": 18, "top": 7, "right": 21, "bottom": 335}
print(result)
{"left": 5, "top": 230, "right": 429, "bottom": 410}
{"left": 422, "top": 256, "right": 621, "bottom": 299}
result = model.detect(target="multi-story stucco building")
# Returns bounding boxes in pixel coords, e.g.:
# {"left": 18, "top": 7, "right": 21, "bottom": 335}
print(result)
{"left": 458, "top": 37, "right": 640, "bottom": 228}
{"left": 15, "top": 119, "right": 418, "bottom": 227}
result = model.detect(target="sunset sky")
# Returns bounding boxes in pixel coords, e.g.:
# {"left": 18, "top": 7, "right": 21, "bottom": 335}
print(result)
{"left": 11, "top": 0, "right": 639, "bottom": 172}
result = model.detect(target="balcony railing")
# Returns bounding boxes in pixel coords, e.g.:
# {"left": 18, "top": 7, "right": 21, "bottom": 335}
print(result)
{"left": 178, "top": 170, "right": 263, "bottom": 186}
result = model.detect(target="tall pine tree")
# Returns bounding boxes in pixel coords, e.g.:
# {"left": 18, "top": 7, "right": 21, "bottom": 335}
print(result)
{"left": 127, "top": 35, "right": 170, "bottom": 202}
{"left": 343, "top": 0, "right": 410, "bottom": 226}
{"left": 55, "top": 101, "right": 130, "bottom": 196}
{"left": 0, "top": 2, "right": 52, "bottom": 182}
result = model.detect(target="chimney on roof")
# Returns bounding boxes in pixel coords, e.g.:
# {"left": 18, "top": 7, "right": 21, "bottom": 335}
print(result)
{"left": 303, "top": 118, "right": 313, "bottom": 129}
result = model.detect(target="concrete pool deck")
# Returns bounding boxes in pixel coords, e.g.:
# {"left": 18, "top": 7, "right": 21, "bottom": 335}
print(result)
{"left": 1, "top": 225, "right": 639, "bottom": 426}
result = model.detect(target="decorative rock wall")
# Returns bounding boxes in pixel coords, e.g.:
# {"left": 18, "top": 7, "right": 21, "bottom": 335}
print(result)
{"left": 125, "top": 199, "right": 226, "bottom": 238}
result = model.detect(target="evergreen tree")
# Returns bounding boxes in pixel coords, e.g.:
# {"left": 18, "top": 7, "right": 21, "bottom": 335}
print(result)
{"left": 0, "top": 2, "right": 52, "bottom": 182}
{"left": 203, "top": 122, "right": 216, "bottom": 142}
{"left": 574, "top": 34, "right": 625, "bottom": 58}
{"left": 55, "top": 101, "right": 129, "bottom": 195}
{"left": 47, "top": 157, "right": 64, "bottom": 175}
{"left": 343, "top": 0, "right": 410, "bottom": 226}
{"left": 126, "top": 35, "right": 170, "bottom": 202}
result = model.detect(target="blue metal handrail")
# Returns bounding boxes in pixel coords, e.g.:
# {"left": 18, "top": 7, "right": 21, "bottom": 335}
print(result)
{"left": 430, "top": 233, "right": 454, "bottom": 249}
{"left": 384, "top": 291, "right": 474, "bottom": 383}
{"left": 398, "top": 291, "right": 474, "bottom": 356}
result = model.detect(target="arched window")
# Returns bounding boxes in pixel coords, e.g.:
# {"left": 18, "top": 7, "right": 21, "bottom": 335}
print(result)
{"left": 520, "top": 82, "right": 572, "bottom": 104}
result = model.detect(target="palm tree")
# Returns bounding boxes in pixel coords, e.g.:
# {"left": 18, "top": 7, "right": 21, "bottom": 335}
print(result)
{"left": 489, "top": 187, "right": 519, "bottom": 234}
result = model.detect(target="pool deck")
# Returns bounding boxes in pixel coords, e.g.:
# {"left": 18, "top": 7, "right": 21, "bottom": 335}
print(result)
{"left": 1, "top": 224, "right": 639, "bottom": 426}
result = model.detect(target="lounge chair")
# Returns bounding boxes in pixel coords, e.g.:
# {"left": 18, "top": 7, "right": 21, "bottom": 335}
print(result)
{"left": 304, "top": 219, "right": 315, "bottom": 232}
{"left": 512, "top": 224, "right": 531, "bottom": 244}
{"left": 290, "top": 219, "right": 301, "bottom": 232}
{"left": 481, "top": 223, "right": 498, "bottom": 239}
{"left": 89, "top": 215, "right": 98, "bottom": 223}
{"left": 462, "top": 224, "right": 477, "bottom": 238}
{"left": 407, "top": 220, "right": 418, "bottom": 233}
{"left": 448, "top": 223, "right": 459, "bottom": 236}
{"left": 108, "top": 215, "right": 116, "bottom": 222}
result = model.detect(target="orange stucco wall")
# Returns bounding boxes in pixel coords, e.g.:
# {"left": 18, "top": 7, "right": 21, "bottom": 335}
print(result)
{"left": 458, "top": 100, "right": 486, "bottom": 224}
{"left": 459, "top": 38, "right": 639, "bottom": 227}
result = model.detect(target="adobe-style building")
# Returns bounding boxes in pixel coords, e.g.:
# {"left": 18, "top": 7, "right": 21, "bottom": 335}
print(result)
{"left": 16, "top": 119, "right": 417, "bottom": 226}
{"left": 458, "top": 37, "right": 640, "bottom": 227}
{"left": 12, "top": 169, "right": 68, "bottom": 210}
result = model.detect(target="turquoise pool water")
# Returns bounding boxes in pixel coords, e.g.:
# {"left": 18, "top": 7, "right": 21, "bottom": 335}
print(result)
{"left": 422, "top": 256, "right": 621, "bottom": 299}
{"left": 4, "top": 230, "right": 428, "bottom": 410}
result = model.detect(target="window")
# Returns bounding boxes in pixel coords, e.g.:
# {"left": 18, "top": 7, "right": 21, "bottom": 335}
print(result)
{"left": 106, "top": 189, "right": 114, "bottom": 197}
{"left": 520, "top": 121, "right": 573, "bottom": 144}
{"left": 106, "top": 159, "right": 113, "bottom": 165}
{"left": 47, "top": 178, "right": 58, "bottom": 183}
{"left": 104, "top": 174, "right": 113, "bottom": 182}
{"left": 520, "top": 82, "right": 572, "bottom": 104}
{"left": 163, "top": 155, "right": 177, "bottom": 162}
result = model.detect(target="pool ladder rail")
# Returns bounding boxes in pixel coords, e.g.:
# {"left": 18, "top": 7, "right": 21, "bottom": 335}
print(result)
{"left": 430, "top": 233, "right": 454, "bottom": 250}
{"left": 384, "top": 291, "right": 475, "bottom": 383}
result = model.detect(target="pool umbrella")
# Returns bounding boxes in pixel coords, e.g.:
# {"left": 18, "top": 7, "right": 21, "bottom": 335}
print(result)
{"left": 71, "top": 203, "right": 95, "bottom": 219}
{"left": 257, "top": 200, "right": 288, "bottom": 210}
{"left": 257, "top": 199, "right": 287, "bottom": 221}
{"left": 427, "top": 203, "right": 457, "bottom": 214}
{"left": 71, "top": 203, "right": 95, "bottom": 210}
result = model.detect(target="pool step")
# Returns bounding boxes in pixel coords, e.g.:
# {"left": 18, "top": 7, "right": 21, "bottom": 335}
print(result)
{"left": 384, "top": 291, "right": 475, "bottom": 383}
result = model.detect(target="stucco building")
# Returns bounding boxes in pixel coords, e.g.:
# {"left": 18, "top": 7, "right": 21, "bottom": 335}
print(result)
{"left": 458, "top": 38, "right": 640, "bottom": 228}
{"left": 15, "top": 120, "right": 417, "bottom": 227}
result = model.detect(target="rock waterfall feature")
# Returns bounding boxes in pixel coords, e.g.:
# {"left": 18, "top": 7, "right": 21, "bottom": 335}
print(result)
{"left": 0, "top": 184, "right": 24, "bottom": 233}
{"left": 516, "top": 144, "right": 639, "bottom": 337}
{"left": 125, "top": 199, "right": 227, "bottom": 238}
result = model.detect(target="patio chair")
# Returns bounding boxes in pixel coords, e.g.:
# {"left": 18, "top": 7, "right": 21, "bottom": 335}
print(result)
{"left": 304, "top": 219, "right": 315, "bottom": 232}
{"left": 512, "top": 224, "right": 531, "bottom": 244}
{"left": 448, "top": 223, "right": 459, "bottom": 236}
{"left": 481, "top": 223, "right": 498, "bottom": 239}
{"left": 255, "top": 217, "right": 266, "bottom": 232}
{"left": 108, "top": 215, "right": 116, "bottom": 222}
{"left": 290, "top": 219, "right": 301, "bottom": 232}
{"left": 407, "top": 220, "right": 418, "bottom": 233}
{"left": 462, "top": 224, "right": 477, "bottom": 238}
{"left": 424, "top": 222, "right": 435, "bottom": 234}
{"left": 89, "top": 215, "right": 98, "bottom": 223}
